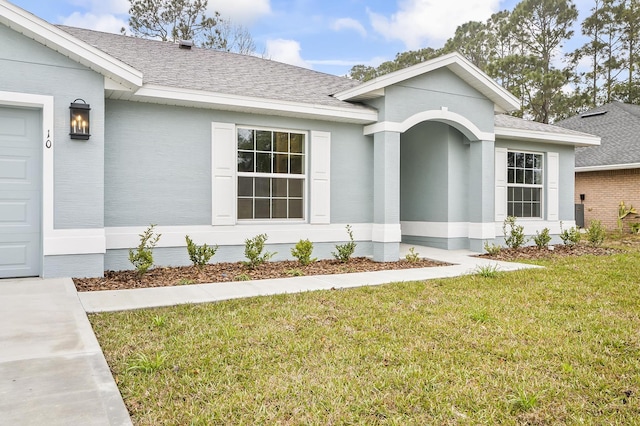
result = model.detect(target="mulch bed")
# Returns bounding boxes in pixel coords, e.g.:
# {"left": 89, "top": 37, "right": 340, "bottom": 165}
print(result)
{"left": 478, "top": 244, "right": 621, "bottom": 261}
{"left": 74, "top": 257, "right": 449, "bottom": 292}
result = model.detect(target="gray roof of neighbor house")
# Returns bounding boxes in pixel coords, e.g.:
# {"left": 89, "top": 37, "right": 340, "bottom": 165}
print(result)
{"left": 58, "top": 25, "right": 369, "bottom": 113}
{"left": 494, "top": 114, "right": 595, "bottom": 136}
{"left": 555, "top": 102, "right": 640, "bottom": 168}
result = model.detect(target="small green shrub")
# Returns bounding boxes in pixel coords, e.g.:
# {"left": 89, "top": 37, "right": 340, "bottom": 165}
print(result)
{"left": 405, "top": 247, "right": 420, "bottom": 262}
{"left": 185, "top": 235, "right": 218, "bottom": 269}
{"left": 483, "top": 241, "right": 501, "bottom": 255}
{"left": 128, "top": 224, "right": 161, "bottom": 276}
{"left": 631, "top": 223, "right": 640, "bottom": 234}
{"left": 586, "top": 220, "right": 606, "bottom": 246}
{"left": 234, "top": 273, "right": 251, "bottom": 281}
{"left": 291, "top": 239, "right": 317, "bottom": 266}
{"left": 286, "top": 268, "right": 304, "bottom": 277}
{"left": 243, "top": 234, "right": 275, "bottom": 269}
{"left": 332, "top": 224, "right": 357, "bottom": 263}
{"left": 560, "top": 221, "right": 581, "bottom": 246}
{"left": 503, "top": 216, "right": 528, "bottom": 249}
{"left": 532, "top": 227, "right": 551, "bottom": 249}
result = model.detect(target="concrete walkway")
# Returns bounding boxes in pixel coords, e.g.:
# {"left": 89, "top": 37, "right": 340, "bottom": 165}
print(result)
{"left": 79, "top": 245, "right": 539, "bottom": 313}
{"left": 0, "top": 278, "right": 132, "bottom": 426}
{"left": 0, "top": 245, "right": 539, "bottom": 425}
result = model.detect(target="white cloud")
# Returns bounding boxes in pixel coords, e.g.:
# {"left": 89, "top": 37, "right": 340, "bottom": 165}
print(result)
{"left": 332, "top": 18, "right": 367, "bottom": 38}
{"left": 368, "top": 0, "right": 500, "bottom": 50}
{"left": 62, "top": 12, "right": 127, "bottom": 33}
{"left": 208, "top": 0, "right": 271, "bottom": 25}
{"left": 265, "top": 39, "right": 311, "bottom": 69}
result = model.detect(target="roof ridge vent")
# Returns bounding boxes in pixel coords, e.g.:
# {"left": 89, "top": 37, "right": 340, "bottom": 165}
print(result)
{"left": 179, "top": 40, "right": 194, "bottom": 50}
{"left": 580, "top": 111, "right": 607, "bottom": 118}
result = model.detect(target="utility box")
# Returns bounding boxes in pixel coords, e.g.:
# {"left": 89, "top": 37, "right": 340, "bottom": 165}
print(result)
{"left": 575, "top": 204, "right": 585, "bottom": 228}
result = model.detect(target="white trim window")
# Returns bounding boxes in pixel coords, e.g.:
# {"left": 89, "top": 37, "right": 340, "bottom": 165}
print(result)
{"left": 236, "top": 127, "right": 306, "bottom": 220}
{"left": 507, "top": 151, "right": 543, "bottom": 218}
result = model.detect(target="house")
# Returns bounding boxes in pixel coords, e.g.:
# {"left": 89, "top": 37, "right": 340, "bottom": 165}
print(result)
{"left": 555, "top": 102, "right": 640, "bottom": 231}
{"left": 0, "top": 0, "right": 600, "bottom": 279}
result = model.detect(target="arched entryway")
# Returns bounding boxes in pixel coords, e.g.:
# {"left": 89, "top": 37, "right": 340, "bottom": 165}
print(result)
{"left": 367, "top": 109, "right": 496, "bottom": 259}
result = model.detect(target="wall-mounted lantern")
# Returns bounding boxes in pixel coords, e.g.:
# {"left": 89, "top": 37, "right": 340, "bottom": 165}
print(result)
{"left": 69, "top": 99, "right": 90, "bottom": 140}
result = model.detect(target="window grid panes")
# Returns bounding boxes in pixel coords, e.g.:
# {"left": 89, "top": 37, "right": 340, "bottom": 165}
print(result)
{"left": 237, "top": 128, "right": 305, "bottom": 220}
{"left": 507, "top": 151, "right": 543, "bottom": 218}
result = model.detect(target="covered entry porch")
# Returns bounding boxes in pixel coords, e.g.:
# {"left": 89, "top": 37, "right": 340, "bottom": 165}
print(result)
{"left": 366, "top": 108, "right": 497, "bottom": 261}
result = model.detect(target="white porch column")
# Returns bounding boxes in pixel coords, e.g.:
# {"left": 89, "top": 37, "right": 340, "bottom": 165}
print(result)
{"left": 372, "top": 131, "right": 401, "bottom": 261}
{"left": 468, "top": 139, "right": 496, "bottom": 252}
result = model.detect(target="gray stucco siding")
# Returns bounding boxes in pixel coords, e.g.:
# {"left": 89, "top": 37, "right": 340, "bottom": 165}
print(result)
{"left": 104, "top": 100, "right": 374, "bottom": 227}
{"left": 446, "top": 128, "right": 470, "bottom": 222}
{"left": 44, "top": 254, "right": 104, "bottom": 278}
{"left": 0, "top": 23, "right": 105, "bottom": 230}
{"left": 373, "top": 68, "right": 495, "bottom": 133}
{"left": 495, "top": 139, "right": 575, "bottom": 221}
{"left": 105, "top": 100, "right": 212, "bottom": 226}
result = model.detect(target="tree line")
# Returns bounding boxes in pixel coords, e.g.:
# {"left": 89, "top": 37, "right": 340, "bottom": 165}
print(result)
{"left": 349, "top": 0, "right": 640, "bottom": 123}
{"left": 124, "top": 0, "right": 256, "bottom": 55}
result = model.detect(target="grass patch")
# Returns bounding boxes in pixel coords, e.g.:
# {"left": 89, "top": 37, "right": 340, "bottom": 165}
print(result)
{"left": 90, "top": 249, "right": 640, "bottom": 424}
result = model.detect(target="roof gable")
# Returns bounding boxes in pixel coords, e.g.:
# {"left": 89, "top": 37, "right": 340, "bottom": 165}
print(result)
{"left": 0, "top": 0, "right": 142, "bottom": 89}
{"left": 334, "top": 52, "right": 521, "bottom": 114}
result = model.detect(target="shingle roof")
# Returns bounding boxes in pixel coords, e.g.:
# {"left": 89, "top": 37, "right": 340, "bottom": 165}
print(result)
{"left": 554, "top": 102, "right": 640, "bottom": 167}
{"left": 58, "top": 26, "right": 369, "bottom": 113}
{"left": 494, "top": 114, "right": 595, "bottom": 137}
{"left": 49, "top": 26, "right": 603, "bottom": 142}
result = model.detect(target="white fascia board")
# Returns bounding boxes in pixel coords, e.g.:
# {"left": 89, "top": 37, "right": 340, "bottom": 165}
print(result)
{"left": 495, "top": 126, "right": 601, "bottom": 147}
{"left": 0, "top": 1, "right": 142, "bottom": 89}
{"left": 334, "top": 52, "right": 520, "bottom": 113}
{"left": 576, "top": 162, "right": 640, "bottom": 172}
{"left": 133, "top": 84, "right": 379, "bottom": 124}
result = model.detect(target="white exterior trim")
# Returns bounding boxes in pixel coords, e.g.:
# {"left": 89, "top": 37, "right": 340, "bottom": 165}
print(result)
{"left": 105, "top": 223, "right": 376, "bottom": 249}
{"left": 576, "top": 162, "right": 640, "bottom": 172}
{"left": 363, "top": 109, "right": 495, "bottom": 142}
{"left": 335, "top": 52, "right": 520, "bottom": 113}
{"left": 0, "top": 1, "right": 142, "bottom": 89}
{"left": 495, "top": 126, "right": 600, "bottom": 147}
{"left": 401, "top": 221, "right": 472, "bottom": 239}
{"left": 402, "top": 221, "right": 497, "bottom": 240}
{"left": 43, "top": 229, "right": 106, "bottom": 255}
{"left": 371, "top": 224, "right": 402, "bottom": 243}
{"left": 309, "top": 131, "right": 331, "bottom": 224}
{"left": 131, "top": 84, "right": 378, "bottom": 124}
{"left": 468, "top": 222, "right": 498, "bottom": 239}
{"left": 401, "top": 220, "right": 570, "bottom": 240}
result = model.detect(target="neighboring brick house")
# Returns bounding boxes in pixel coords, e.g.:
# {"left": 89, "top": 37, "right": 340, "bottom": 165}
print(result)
{"left": 555, "top": 102, "right": 640, "bottom": 231}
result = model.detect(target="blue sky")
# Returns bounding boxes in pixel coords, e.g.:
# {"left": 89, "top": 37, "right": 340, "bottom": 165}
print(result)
{"left": 10, "top": 0, "right": 593, "bottom": 76}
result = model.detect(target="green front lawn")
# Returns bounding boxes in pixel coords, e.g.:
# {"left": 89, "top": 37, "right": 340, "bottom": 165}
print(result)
{"left": 91, "top": 249, "right": 640, "bottom": 425}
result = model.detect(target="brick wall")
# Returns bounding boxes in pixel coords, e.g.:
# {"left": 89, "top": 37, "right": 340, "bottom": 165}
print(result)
{"left": 575, "top": 168, "right": 640, "bottom": 231}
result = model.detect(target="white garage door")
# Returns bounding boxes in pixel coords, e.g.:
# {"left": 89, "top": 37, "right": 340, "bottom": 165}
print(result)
{"left": 0, "top": 106, "right": 41, "bottom": 278}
